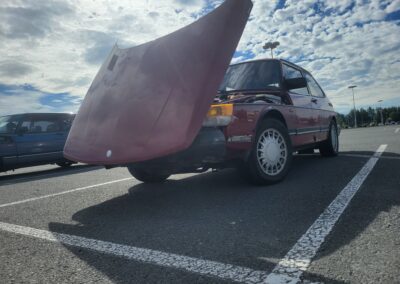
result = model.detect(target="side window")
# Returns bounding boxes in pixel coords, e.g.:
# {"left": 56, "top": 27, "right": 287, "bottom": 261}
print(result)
{"left": 19, "top": 119, "right": 32, "bottom": 134}
{"left": 29, "top": 117, "right": 61, "bottom": 133}
{"left": 282, "top": 64, "right": 309, "bottom": 96}
{"left": 0, "top": 116, "right": 19, "bottom": 134}
{"left": 17, "top": 117, "right": 62, "bottom": 134}
{"left": 305, "top": 73, "right": 325, "bottom": 97}
{"left": 61, "top": 116, "right": 74, "bottom": 131}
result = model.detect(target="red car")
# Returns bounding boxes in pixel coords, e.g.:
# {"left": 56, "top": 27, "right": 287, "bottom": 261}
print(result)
{"left": 125, "top": 59, "right": 339, "bottom": 184}
{"left": 64, "top": 0, "right": 338, "bottom": 185}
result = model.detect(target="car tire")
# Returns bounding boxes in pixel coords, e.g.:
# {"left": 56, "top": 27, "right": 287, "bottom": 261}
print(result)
{"left": 56, "top": 161, "right": 73, "bottom": 168}
{"left": 127, "top": 166, "right": 170, "bottom": 183}
{"left": 242, "top": 118, "right": 293, "bottom": 185}
{"left": 319, "top": 120, "right": 339, "bottom": 157}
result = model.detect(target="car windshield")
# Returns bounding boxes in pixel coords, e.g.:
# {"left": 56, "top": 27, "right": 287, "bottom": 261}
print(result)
{"left": 0, "top": 115, "right": 17, "bottom": 134}
{"left": 219, "top": 60, "right": 281, "bottom": 92}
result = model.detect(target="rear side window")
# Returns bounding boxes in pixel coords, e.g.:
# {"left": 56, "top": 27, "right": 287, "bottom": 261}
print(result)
{"left": 20, "top": 116, "right": 61, "bottom": 133}
{"left": 61, "top": 116, "right": 74, "bottom": 131}
{"left": 305, "top": 73, "right": 325, "bottom": 97}
{"left": 32, "top": 120, "right": 61, "bottom": 133}
{"left": 282, "top": 64, "right": 309, "bottom": 96}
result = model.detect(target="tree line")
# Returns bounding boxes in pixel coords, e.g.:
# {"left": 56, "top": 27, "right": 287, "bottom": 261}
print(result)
{"left": 337, "top": 106, "right": 400, "bottom": 128}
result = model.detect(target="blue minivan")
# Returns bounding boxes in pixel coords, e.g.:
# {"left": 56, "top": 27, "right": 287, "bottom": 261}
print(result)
{"left": 0, "top": 113, "right": 75, "bottom": 172}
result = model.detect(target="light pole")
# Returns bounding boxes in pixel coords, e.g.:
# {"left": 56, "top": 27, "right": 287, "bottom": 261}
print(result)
{"left": 348, "top": 85, "right": 357, "bottom": 127}
{"left": 378, "top": 100, "right": 384, "bottom": 125}
{"left": 263, "top": 41, "right": 280, "bottom": 58}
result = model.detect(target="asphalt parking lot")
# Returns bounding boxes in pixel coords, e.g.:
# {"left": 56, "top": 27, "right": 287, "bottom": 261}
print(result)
{"left": 1, "top": 125, "right": 399, "bottom": 284}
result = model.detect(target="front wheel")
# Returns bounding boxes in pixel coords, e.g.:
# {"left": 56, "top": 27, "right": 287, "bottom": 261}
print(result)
{"left": 56, "top": 160, "right": 73, "bottom": 168}
{"left": 242, "top": 118, "right": 293, "bottom": 185}
{"left": 127, "top": 166, "right": 170, "bottom": 183}
{"left": 319, "top": 120, "right": 339, "bottom": 157}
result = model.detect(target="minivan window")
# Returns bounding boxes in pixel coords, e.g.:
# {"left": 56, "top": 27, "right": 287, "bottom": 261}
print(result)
{"left": 0, "top": 115, "right": 18, "bottom": 134}
{"left": 282, "top": 64, "right": 309, "bottom": 96}
{"left": 31, "top": 119, "right": 61, "bottom": 133}
{"left": 61, "top": 116, "right": 74, "bottom": 131}
{"left": 19, "top": 117, "right": 62, "bottom": 133}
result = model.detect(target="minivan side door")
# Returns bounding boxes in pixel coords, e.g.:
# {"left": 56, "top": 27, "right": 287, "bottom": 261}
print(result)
{"left": 15, "top": 114, "right": 64, "bottom": 165}
{"left": 0, "top": 115, "right": 20, "bottom": 170}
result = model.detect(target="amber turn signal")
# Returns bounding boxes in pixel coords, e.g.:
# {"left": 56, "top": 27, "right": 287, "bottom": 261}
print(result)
{"left": 206, "top": 104, "right": 233, "bottom": 117}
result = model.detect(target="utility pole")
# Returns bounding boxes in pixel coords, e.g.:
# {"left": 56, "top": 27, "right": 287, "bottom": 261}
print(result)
{"left": 348, "top": 85, "right": 357, "bottom": 128}
{"left": 378, "top": 100, "right": 384, "bottom": 125}
{"left": 263, "top": 41, "right": 280, "bottom": 59}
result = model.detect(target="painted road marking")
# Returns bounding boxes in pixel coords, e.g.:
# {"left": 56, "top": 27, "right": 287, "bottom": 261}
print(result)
{"left": 0, "top": 221, "right": 269, "bottom": 283}
{"left": 340, "top": 153, "right": 400, "bottom": 160}
{"left": 0, "top": 166, "right": 103, "bottom": 186}
{"left": 265, "top": 144, "right": 387, "bottom": 284}
{"left": 0, "top": 178, "right": 133, "bottom": 208}
{"left": 395, "top": 128, "right": 400, "bottom": 133}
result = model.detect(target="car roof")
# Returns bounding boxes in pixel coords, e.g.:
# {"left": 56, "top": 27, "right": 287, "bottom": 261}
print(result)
{"left": 2, "top": 113, "right": 75, "bottom": 118}
{"left": 13, "top": 113, "right": 73, "bottom": 116}
{"left": 229, "top": 58, "right": 309, "bottom": 74}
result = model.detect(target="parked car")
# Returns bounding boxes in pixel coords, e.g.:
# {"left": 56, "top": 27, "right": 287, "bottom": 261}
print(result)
{"left": 124, "top": 59, "right": 339, "bottom": 185}
{"left": 0, "top": 113, "right": 75, "bottom": 172}
{"left": 64, "top": 1, "right": 338, "bottom": 185}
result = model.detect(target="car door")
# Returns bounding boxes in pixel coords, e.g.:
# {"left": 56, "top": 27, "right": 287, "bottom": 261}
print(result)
{"left": 0, "top": 115, "right": 20, "bottom": 170}
{"left": 15, "top": 114, "right": 64, "bottom": 165}
{"left": 304, "top": 73, "right": 331, "bottom": 141}
{"left": 282, "top": 63, "right": 319, "bottom": 145}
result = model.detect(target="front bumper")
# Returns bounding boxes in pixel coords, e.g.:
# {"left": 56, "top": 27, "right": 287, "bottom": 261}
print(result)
{"left": 129, "top": 127, "right": 226, "bottom": 172}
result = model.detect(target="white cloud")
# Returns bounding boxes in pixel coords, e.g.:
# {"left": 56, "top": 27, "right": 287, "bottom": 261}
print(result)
{"left": 0, "top": 0, "right": 399, "bottom": 115}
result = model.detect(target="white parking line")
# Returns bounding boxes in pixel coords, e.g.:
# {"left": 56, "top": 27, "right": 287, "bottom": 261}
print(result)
{"left": 0, "top": 166, "right": 103, "bottom": 186}
{"left": 265, "top": 144, "right": 387, "bottom": 284}
{"left": 395, "top": 127, "right": 400, "bottom": 133}
{"left": 0, "top": 178, "right": 133, "bottom": 208}
{"left": 0, "top": 221, "right": 269, "bottom": 283}
{"left": 340, "top": 153, "right": 400, "bottom": 160}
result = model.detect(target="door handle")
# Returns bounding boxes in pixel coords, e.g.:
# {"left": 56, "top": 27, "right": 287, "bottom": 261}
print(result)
{"left": 311, "top": 98, "right": 318, "bottom": 104}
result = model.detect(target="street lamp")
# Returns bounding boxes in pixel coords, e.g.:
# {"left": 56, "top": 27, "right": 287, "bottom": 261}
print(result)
{"left": 263, "top": 41, "right": 280, "bottom": 58}
{"left": 378, "top": 100, "right": 384, "bottom": 125}
{"left": 348, "top": 85, "right": 357, "bottom": 128}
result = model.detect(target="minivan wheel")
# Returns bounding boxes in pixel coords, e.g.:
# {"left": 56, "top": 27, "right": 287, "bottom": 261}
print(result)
{"left": 319, "top": 120, "right": 339, "bottom": 157}
{"left": 242, "top": 118, "right": 293, "bottom": 185}
{"left": 127, "top": 166, "right": 170, "bottom": 183}
{"left": 56, "top": 161, "right": 73, "bottom": 168}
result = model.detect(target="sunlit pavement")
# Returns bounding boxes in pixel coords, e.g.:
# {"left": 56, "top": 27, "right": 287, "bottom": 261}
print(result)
{"left": 1, "top": 125, "right": 399, "bottom": 283}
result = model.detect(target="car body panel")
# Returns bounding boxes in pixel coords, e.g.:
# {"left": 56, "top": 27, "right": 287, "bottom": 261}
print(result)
{"left": 289, "top": 92, "right": 319, "bottom": 145}
{"left": 64, "top": 0, "right": 253, "bottom": 165}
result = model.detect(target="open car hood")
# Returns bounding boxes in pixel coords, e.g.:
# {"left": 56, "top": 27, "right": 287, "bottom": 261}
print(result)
{"left": 64, "top": 0, "right": 253, "bottom": 165}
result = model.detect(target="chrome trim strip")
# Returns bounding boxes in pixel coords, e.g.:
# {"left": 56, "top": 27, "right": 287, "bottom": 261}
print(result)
{"left": 18, "top": 151, "right": 63, "bottom": 158}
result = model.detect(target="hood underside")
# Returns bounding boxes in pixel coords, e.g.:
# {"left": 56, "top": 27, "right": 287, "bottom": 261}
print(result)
{"left": 64, "top": 0, "right": 253, "bottom": 165}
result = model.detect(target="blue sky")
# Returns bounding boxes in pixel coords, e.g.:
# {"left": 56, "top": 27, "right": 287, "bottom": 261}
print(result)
{"left": 0, "top": 0, "right": 399, "bottom": 115}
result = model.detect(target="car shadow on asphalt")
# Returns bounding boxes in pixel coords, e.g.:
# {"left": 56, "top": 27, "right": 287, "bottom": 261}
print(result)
{"left": 47, "top": 151, "right": 398, "bottom": 283}
{"left": 0, "top": 164, "right": 102, "bottom": 185}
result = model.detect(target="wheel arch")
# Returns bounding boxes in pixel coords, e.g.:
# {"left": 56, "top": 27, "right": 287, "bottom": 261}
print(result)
{"left": 256, "top": 109, "right": 288, "bottom": 131}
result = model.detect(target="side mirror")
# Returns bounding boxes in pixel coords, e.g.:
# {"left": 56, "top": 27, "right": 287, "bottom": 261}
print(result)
{"left": 284, "top": 77, "right": 307, "bottom": 90}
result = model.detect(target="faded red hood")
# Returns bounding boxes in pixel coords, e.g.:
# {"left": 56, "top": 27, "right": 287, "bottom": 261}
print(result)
{"left": 64, "top": 0, "right": 253, "bottom": 165}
